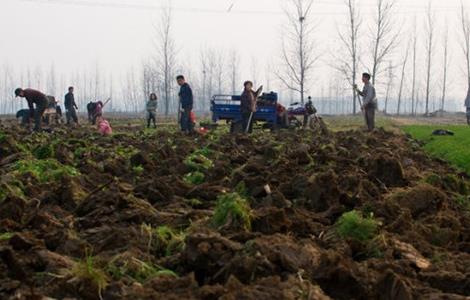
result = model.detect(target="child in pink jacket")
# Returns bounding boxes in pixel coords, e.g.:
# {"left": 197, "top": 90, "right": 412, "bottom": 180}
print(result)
{"left": 97, "top": 116, "right": 112, "bottom": 136}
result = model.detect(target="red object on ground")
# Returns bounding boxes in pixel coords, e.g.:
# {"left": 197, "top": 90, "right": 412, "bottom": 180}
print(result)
{"left": 198, "top": 127, "right": 209, "bottom": 135}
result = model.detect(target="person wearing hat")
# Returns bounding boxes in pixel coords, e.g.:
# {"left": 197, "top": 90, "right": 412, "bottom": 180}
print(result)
{"left": 15, "top": 88, "right": 49, "bottom": 131}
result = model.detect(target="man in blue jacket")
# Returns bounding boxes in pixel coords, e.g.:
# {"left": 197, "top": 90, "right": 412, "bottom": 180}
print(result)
{"left": 177, "top": 75, "right": 194, "bottom": 134}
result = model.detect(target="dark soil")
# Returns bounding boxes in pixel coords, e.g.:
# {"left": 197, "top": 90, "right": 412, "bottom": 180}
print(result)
{"left": 0, "top": 122, "right": 470, "bottom": 300}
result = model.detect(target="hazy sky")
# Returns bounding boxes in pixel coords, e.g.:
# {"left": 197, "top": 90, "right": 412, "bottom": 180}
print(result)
{"left": 1, "top": 0, "right": 468, "bottom": 101}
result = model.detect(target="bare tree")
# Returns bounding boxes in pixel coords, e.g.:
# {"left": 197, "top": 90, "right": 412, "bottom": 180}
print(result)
{"left": 369, "top": 0, "right": 400, "bottom": 85}
{"left": 265, "top": 62, "right": 273, "bottom": 92}
{"left": 383, "top": 61, "right": 393, "bottom": 114}
{"left": 34, "top": 66, "right": 42, "bottom": 90}
{"left": 277, "top": 0, "right": 319, "bottom": 104}
{"left": 228, "top": 49, "right": 240, "bottom": 95}
{"left": 397, "top": 41, "right": 411, "bottom": 116}
{"left": 200, "top": 47, "right": 216, "bottom": 111}
{"left": 122, "top": 67, "right": 141, "bottom": 112}
{"left": 424, "top": 2, "right": 435, "bottom": 115}
{"left": 410, "top": 17, "right": 418, "bottom": 116}
{"left": 153, "top": 1, "right": 177, "bottom": 115}
{"left": 251, "top": 55, "right": 259, "bottom": 88}
{"left": 46, "top": 64, "right": 57, "bottom": 97}
{"left": 441, "top": 21, "right": 450, "bottom": 114}
{"left": 108, "top": 73, "right": 114, "bottom": 112}
{"left": 93, "top": 62, "right": 102, "bottom": 101}
{"left": 334, "top": 0, "right": 361, "bottom": 114}
{"left": 460, "top": 3, "right": 470, "bottom": 109}
{"left": 214, "top": 51, "right": 226, "bottom": 94}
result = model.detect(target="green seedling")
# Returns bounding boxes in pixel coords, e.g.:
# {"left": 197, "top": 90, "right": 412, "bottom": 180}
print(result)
{"left": 455, "top": 195, "right": 470, "bottom": 211}
{"left": 183, "top": 171, "right": 205, "bottom": 185}
{"left": 33, "top": 144, "right": 55, "bottom": 159}
{"left": 115, "top": 145, "right": 138, "bottom": 159}
{"left": 133, "top": 165, "right": 144, "bottom": 176}
{"left": 212, "top": 192, "right": 252, "bottom": 231}
{"left": 107, "top": 257, "right": 177, "bottom": 283}
{"left": 335, "top": 210, "right": 379, "bottom": 242}
{"left": 0, "top": 182, "right": 21, "bottom": 203}
{"left": 183, "top": 198, "right": 203, "bottom": 208}
{"left": 14, "top": 159, "right": 79, "bottom": 183}
{"left": 424, "top": 173, "right": 441, "bottom": 186}
{"left": 68, "top": 254, "right": 109, "bottom": 300}
{"left": 154, "top": 226, "right": 186, "bottom": 257}
{"left": 74, "top": 147, "right": 87, "bottom": 159}
{"left": 234, "top": 181, "right": 249, "bottom": 198}
{"left": 0, "top": 232, "right": 14, "bottom": 241}
{"left": 184, "top": 148, "right": 214, "bottom": 171}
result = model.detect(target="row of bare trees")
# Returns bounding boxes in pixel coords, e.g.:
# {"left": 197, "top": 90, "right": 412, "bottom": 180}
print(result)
{"left": 278, "top": 0, "right": 470, "bottom": 116}
{"left": 2, "top": 0, "right": 470, "bottom": 116}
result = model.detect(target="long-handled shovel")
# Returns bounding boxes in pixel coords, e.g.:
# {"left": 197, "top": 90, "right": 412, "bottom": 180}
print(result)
{"left": 245, "top": 111, "right": 254, "bottom": 133}
{"left": 244, "top": 85, "right": 263, "bottom": 133}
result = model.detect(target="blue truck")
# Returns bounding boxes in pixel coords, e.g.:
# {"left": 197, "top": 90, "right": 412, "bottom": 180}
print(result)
{"left": 210, "top": 92, "right": 279, "bottom": 133}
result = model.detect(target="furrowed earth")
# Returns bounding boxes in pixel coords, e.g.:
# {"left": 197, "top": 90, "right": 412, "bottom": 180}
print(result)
{"left": 0, "top": 121, "right": 470, "bottom": 300}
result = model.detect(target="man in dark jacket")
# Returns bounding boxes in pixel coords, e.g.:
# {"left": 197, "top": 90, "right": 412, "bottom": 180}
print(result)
{"left": 15, "top": 88, "right": 48, "bottom": 131}
{"left": 64, "top": 86, "right": 79, "bottom": 125}
{"left": 87, "top": 102, "right": 96, "bottom": 124}
{"left": 177, "top": 75, "right": 194, "bottom": 134}
{"left": 304, "top": 96, "right": 317, "bottom": 127}
{"left": 240, "top": 81, "right": 256, "bottom": 133}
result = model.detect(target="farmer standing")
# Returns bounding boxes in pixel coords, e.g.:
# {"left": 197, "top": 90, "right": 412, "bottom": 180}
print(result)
{"left": 15, "top": 88, "right": 49, "bottom": 132}
{"left": 146, "top": 93, "right": 158, "bottom": 128}
{"left": 355, "top": 73, "right": 377, "bottom": 131}
{"left": 304, "top": 96, "right": 316, "bottom": 128}
{"left": 240, "top": 81, "right": 257, "bottom": 133}
{"left": 177, "top": 75, "right": 194, "bottom": 134}
{"left": 64, "top": 86, "right": 79, "bottom": 125}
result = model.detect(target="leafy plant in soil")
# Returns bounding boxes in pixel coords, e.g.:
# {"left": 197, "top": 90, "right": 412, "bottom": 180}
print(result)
{"left": 73, "top": 147, "right": 87, "bottom": 159}
{"left": 14, "top": 159, "right": 79, "bottom": 183}
{"left": 153, "top": 226, "right": 186, "bottom": 257}
{"left": 0, "top": 131, "right": 6, "bottom": 143}
{"left": 184, "top": 148, "right": 214, "bottom": 171}
{"left": 114, "top": 145, "right": 138, "bottom": 160}
{"left": 335, "top": 210, "right": 379, "bottom": 242}
{"left": 183, "top": 198, "right": 203, "bottom": 208}
{"left": 455, "top": 195, "right": 470, "bottom": 211}
{"left": 234, "top": 181, "right": 249, "bottom": 198}
{"left": 0, "top": 180, "right": 25, "bottom": 202}
{"left": 183, "top": 171, "right": 205, "bottom": 185}
{"left": 107, "top": 257, "right": 177, "bottom": 283}
{"left": 68, "top": 254, "right": 109, "bottom": 300}
{"left": 212, "top": 192, "right": 252, "bottom": 231}
{"left": 133, "top": 165, "right": 144, "bottom": 176}
{"left": 33, "top": 144, "right": 55, "bottom": 159}
{"left": 0, "top": 232, "right": 14, "bottom": 241}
